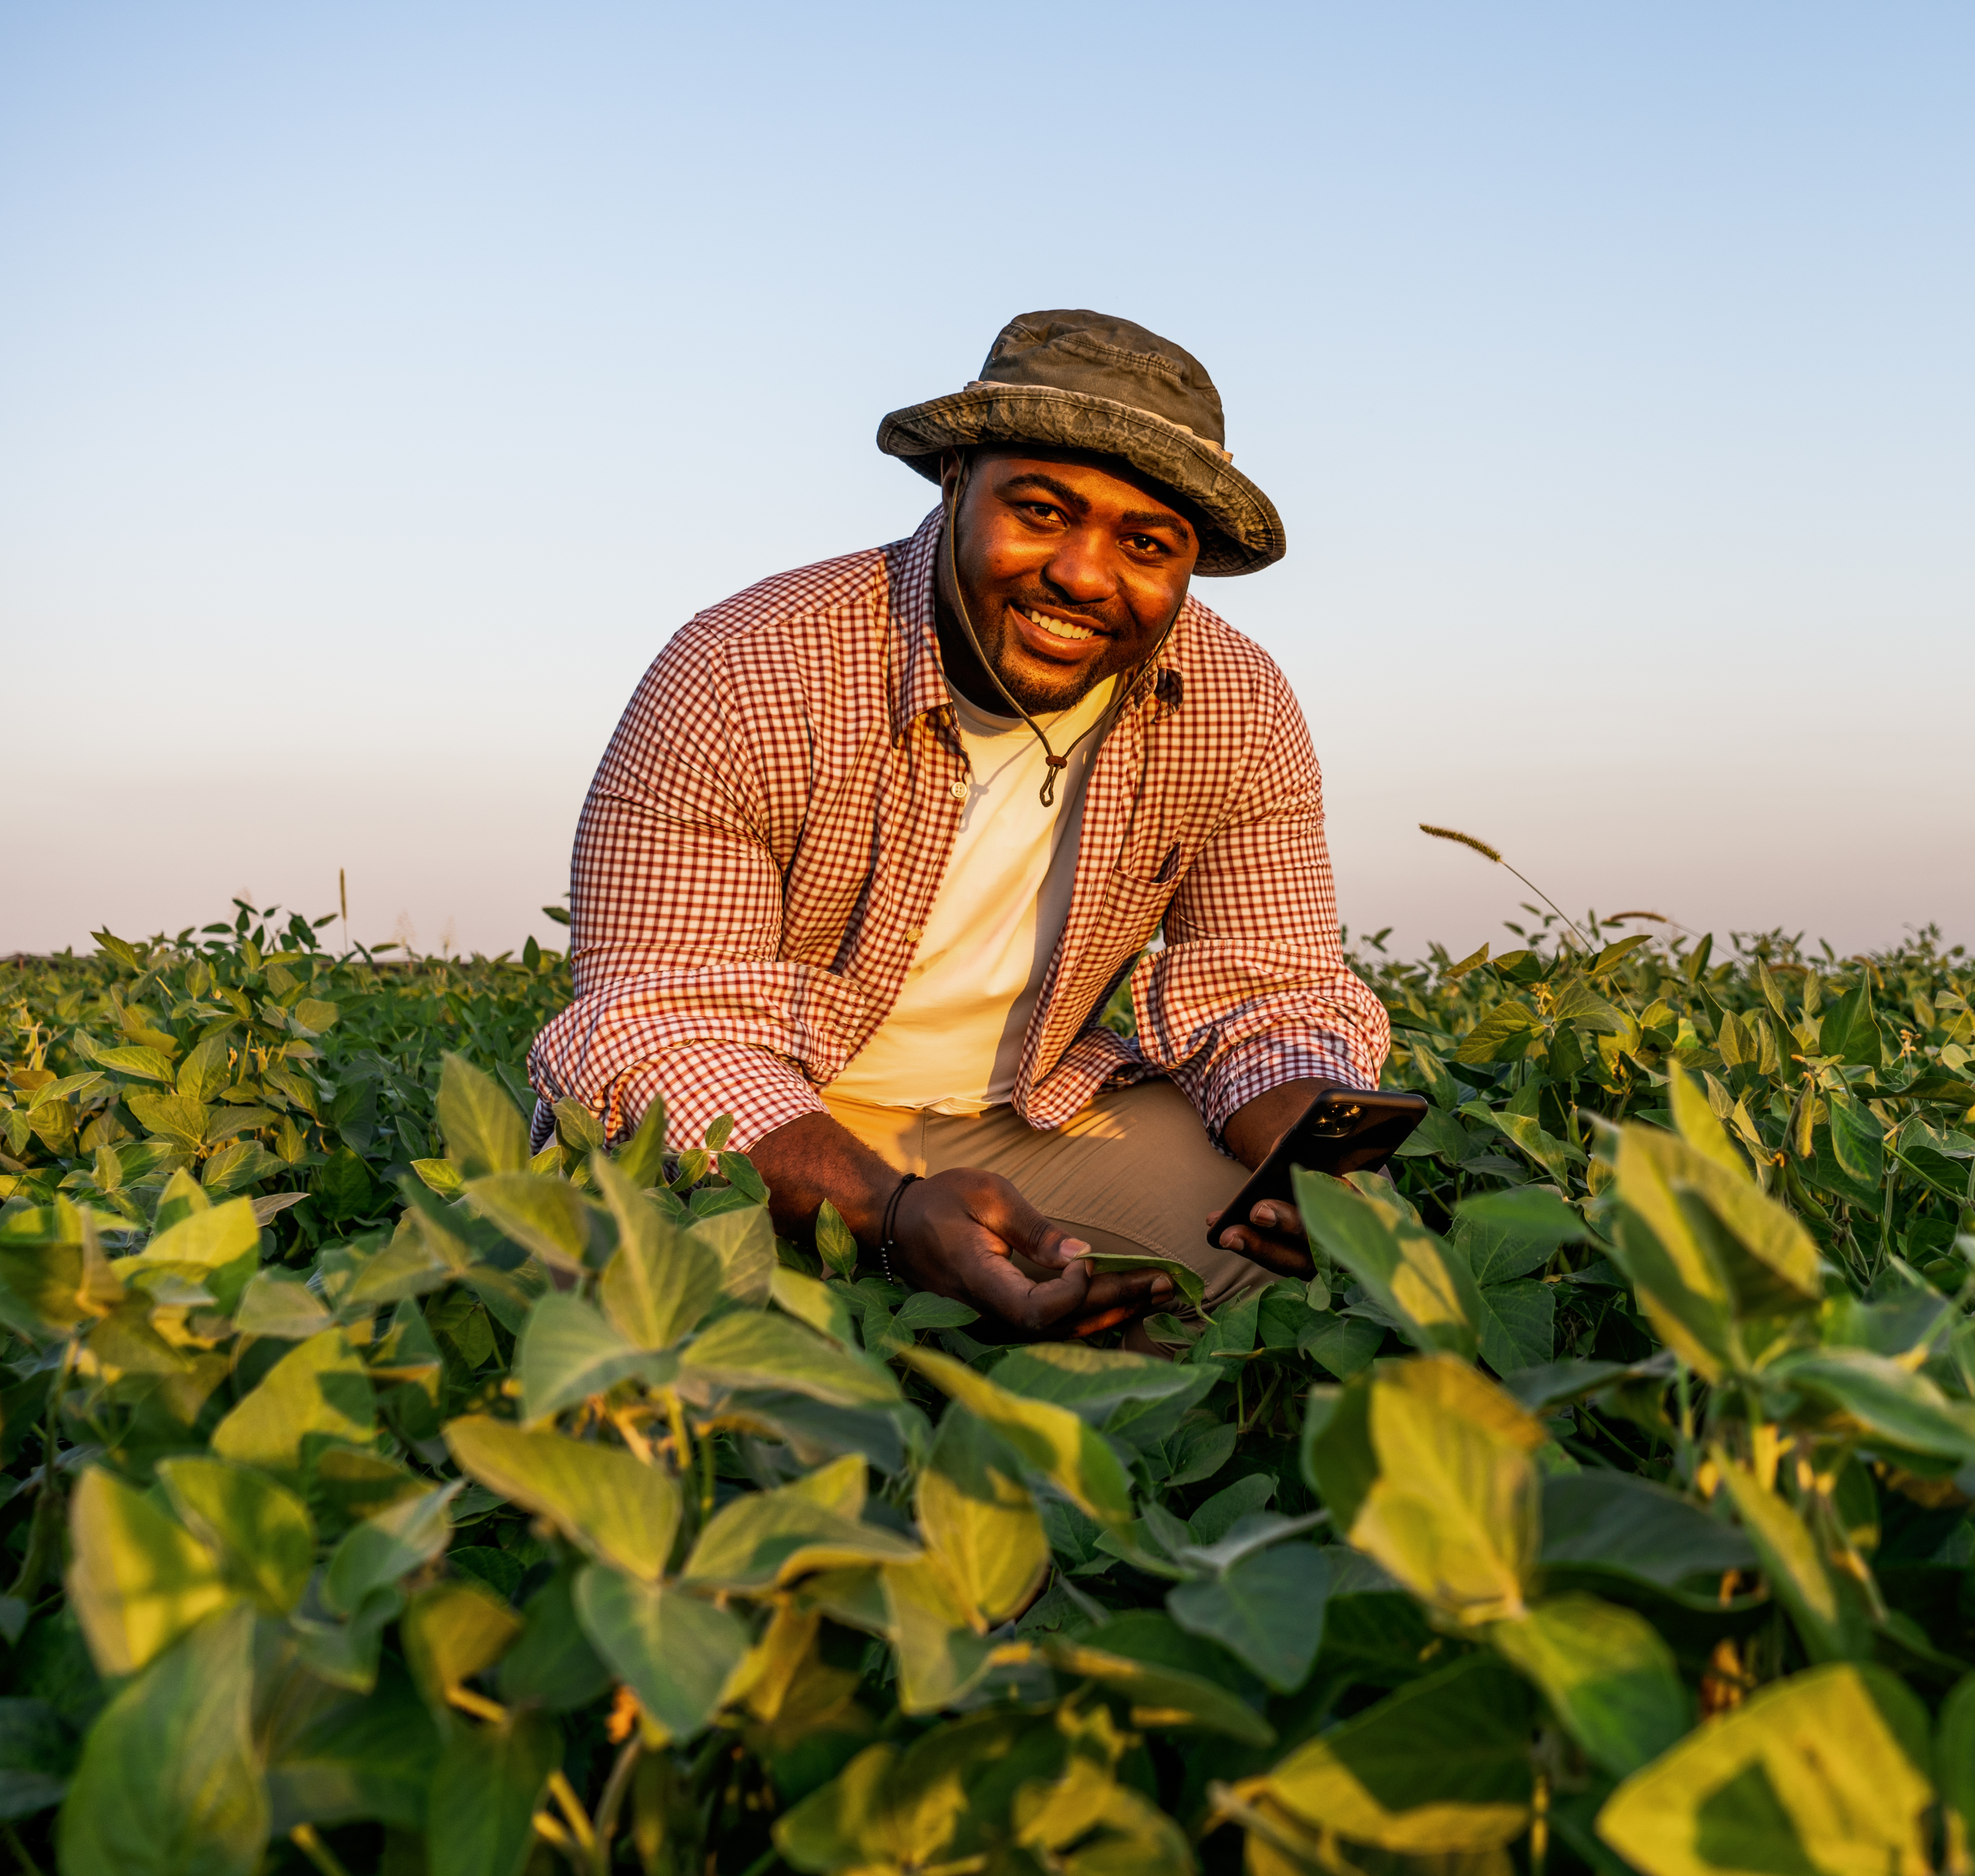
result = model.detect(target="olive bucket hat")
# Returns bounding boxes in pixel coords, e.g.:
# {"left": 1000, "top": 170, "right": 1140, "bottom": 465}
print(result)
{"left": 876, "top": 309, "right": 1286, "bottom": 576}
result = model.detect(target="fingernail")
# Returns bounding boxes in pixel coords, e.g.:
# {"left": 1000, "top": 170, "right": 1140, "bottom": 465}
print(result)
{"left": 1254, "top": 1205, "right": 1276, "bottom": 1226}
{"left": 1220, "top": 1230, "right": 1241, "bottom": 1250}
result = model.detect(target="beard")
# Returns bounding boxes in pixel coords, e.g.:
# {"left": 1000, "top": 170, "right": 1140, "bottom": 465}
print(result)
{"left": 942, "top": 578, "right": 1158, "bottom": 717}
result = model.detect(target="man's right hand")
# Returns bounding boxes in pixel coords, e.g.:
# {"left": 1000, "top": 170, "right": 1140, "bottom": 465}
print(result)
{"left": 888, "top": 1167, "right": 1173, "bottom": 1340}
{"left": 746, "top": 1111, "right": 1171, "bottom": 1340}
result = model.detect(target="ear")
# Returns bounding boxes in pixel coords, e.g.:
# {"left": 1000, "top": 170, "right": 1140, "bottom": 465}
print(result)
{"left": 937, "top": 448, "right": 967, "bottom": 500}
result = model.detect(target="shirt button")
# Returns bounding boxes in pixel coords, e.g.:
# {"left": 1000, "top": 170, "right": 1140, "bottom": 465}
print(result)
{"left": 948, "top": 780, "right": 968, "bottom": 801}
{"left": 904, "top": 925, "right": 924, "bottom": 942}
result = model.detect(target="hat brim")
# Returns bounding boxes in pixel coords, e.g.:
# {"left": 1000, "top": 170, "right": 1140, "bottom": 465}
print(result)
{"left": 876, "top": 383, "right": 1284, "bottom": 576}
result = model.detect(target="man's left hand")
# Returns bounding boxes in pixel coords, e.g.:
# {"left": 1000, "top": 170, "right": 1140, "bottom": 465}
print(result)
{"left": 1207, "top": 1077, "right": 1332, "bottom": 1279}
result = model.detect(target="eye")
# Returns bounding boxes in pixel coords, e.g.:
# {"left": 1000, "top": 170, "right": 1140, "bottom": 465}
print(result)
{"left": 1125, "top": 533, "right": 1166, "bottom": 554}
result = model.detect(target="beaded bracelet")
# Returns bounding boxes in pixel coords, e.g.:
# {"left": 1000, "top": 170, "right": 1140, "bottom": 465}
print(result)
{"left": 878, "top": 1172, "right": 921, "bottom": 1286}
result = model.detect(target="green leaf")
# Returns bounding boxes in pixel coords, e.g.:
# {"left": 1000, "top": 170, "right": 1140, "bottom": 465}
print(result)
{"left": 1489, "top": 1593, "right": 1690, "bottom": 1776}
{"left": 1040, "top": 1633, "right": 1275, "bottom": 1745}
{"left": 1293, "top": 1170, "right": 1479, "bottom": 1360}
{"left": 90, "top": 1044, "right": 176, "bottom": 1085}
{"left": 682, "top": 1310, "right": 902, "bottom": 1408}
{"left": 425, "top": 1707, "right": 561, "bottom": 1876}
{"left": 1769, "top": 1347, "right": 1975, "bottom": 1464}
{"left": 573, "top": 1566, "right": 749, "bottom": 1742}
{"left": 56, "top": 1604, "right": 266, "bottom": 1876}
{"left": 1298, "top": 1310, "right": 1384, "bottom": 1380}
{"left": 209, "top": 1328, "right": 375, "bottom": 1483}
{"left": 815, "top": 1199, "right": 859, "bottom": 1281}
{"left": 1715, "top": 1454, "right": 1865, "bottom": 1662}
{"left": 593, "top": 1154, "right": 723, "bottom": 1348}
{"left": 1539, "top": 1471, "right": 1756, "bottom": 1600}
{"left": 1303, "top": 1354, "right": 1541, "bottom": 1626}
{"left": 916, "top": 1410, "right": 1049, "bottom": 1626}
{"left": 436, "top": 1052, "right": 529, "bottom": 1179}
{"left": 611, "top": 1093, "right": 668, "bottom": 1188}
{"left": 323, "top": 1485, "right": 458, "bottom": 1618}
{"left": 877, "top": 1558, "right": 999, "bottom": 1713}
{"left": 898, "top": 1346, "right": 1134, "bottom": 1524}
{"left": 1259, "top": 1654, "right": 1533, "bottom": 1853}
{"left": 126, "top": 1089, "right": 212, "bottom": 1152}
{"left": 988, "top": 1341, "right": 1206, "bottom": 1425}
{"left": 233, "top": 1268, "right": 334, "bottom": 1339}
{"left": 1454, "top": 1000, "right": 1542, "bottom": 1064}
{"left": 1607, "top": 1120, "right": 1821, "bottom": 1381}
{"left": 1476, "top": 1278, "right": 1556, "bottom": 1375}
{"left": 156, "top": 1456, "right": 315, "bottom": 1616}
{"left": 689, "top": 1202, "right": 777, "bottom": 1305}
{"left": 769, "top": 1265, "right": 866, "bottom": 1350}
{"left": 891, "top": 1291, "right": 983, "bottom": 1334}
{"left": 1168, "top": 1543, "right": 1329, "bottom": 1693}
{"left": 411, "top": 1157, "right": 465, "bottom": 1198}
{"left": 173, "top": 1033, "right": 233, "bottom": 1102}
{"left": 65, "top": 1467, "right": 235, "bottom": 1678}
{"left": 1596, "top": 1662, "right": 1931, "bottom": 1876}
{"left": 1451, "top": 1187, "right": 1588, "bottom": 1283}
{"left": 683, "top": 1472, "right": 920, "bottom": 1593}
{"left": 444, "top": 1416, "right": 680, "bottom": 1583}
{"left": 291, "top": 1585, "right": 402, "bottom": 1695}
{"left": 0, "top": 1698, "right": 75, "bottom": 1821}
{"left": 1819, "top": 979, "right": 1885, "bottom": 1068}
{"left": 122, "top": 1194, "right": 260, "bottom": 1300}
{"left": 519, "top": 1292, "right": 662, "bottom": 1424}
{"left": 465, "top": 1172, "right": 596, "bottom": 1272}
{"left": 402, "top": 1581, "right": 524, "bottom": 1717}
{"left": 497, "top": 1571, "right": 612, "bottom": 1712}
{"left": 264, "top": 1666, "right": 438, "bottom": 1833}
{"left": 1936, "top": 1671, "right": 1975, "bottom": 1848}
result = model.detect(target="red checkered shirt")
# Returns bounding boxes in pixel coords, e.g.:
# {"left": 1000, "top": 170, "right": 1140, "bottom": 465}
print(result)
{"left": 527, "top": 509, "right": 1389, "bottom": 1153}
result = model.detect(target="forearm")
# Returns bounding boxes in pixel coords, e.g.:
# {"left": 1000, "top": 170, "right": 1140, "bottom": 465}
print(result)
{"left": 747, "top": 1110, "right": 904, "bottom": 1245}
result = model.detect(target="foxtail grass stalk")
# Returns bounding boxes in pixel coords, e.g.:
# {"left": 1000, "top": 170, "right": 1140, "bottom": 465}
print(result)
{"left": 1418, "top": 825, "right": 1595, "bottom": 953}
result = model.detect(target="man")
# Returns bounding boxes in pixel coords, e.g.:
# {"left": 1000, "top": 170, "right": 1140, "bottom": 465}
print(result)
{"left": 529, "top": 310, "right": 1389, "bottom": 1338}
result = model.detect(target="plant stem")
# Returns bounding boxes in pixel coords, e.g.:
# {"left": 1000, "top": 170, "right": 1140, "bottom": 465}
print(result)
{"left": 592, "top": 1736, "right": 643, "bottom": 1875}
{"left": 290, "top": 1825, "right": 354, "bottom": 1876}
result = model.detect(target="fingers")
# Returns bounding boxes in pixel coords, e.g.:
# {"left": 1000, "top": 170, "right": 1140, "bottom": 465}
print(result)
{"left": 1214, "top": 1198, "right": 1315, "bottom": 1279}
{"left": 1019, "top": 1266, "right": 1173, "bottom": 1339}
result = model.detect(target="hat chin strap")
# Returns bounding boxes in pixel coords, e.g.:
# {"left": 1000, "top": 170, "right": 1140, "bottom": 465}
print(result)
{"left": 941, "top": 461, "right": 1177, "bottom": 808}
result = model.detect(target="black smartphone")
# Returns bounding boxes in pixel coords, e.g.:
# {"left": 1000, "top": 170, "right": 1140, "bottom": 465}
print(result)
{"left": 1207, "top": 1084, "right": 1428, "bottom": 1253}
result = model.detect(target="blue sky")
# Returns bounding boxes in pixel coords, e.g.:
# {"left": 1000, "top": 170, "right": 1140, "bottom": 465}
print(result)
{"left": 5, "top": 3, "right": 1969, "bottom": 960}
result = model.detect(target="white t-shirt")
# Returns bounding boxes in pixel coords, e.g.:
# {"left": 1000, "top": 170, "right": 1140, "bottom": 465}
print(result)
{"left": 825, "top": 677, "right": 1118, "bottom": 1113}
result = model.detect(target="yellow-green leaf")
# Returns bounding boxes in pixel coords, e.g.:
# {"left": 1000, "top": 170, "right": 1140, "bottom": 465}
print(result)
{"left": 66, "top": 1467, "right": 236, "bottom": 1677}
{"left": 444, "top": 1415, "right": 679, "bottom": 1583}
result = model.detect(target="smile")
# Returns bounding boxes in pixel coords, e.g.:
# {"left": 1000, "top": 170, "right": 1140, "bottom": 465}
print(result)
{"left": 1018, "top": 607, "right": 1098, "bottom": 643}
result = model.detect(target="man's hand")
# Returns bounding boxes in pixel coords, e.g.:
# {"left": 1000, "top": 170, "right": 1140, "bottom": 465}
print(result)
{"left": 1206, "top": 1077, "right": 1331, "bottom": 1279}
{"left": 890, "top": 1168, "right": 1173, "bottom": 1340}
{"left": 747, "top": 1111, "right": 1170, "bottom": 1339}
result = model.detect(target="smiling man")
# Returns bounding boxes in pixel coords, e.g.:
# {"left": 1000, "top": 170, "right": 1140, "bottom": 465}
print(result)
{"left": 528, "top": 310, "right": 1389, "bottom": 1337}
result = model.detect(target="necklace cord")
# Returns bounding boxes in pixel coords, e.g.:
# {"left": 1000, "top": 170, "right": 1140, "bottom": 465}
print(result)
{"left": 941, "top": 461, "right": 1176, "bottom": 807}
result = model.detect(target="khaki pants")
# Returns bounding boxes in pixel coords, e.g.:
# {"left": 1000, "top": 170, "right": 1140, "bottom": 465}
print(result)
{"left": 820, "top": 1078, "right": 1274, "bottom": 1315}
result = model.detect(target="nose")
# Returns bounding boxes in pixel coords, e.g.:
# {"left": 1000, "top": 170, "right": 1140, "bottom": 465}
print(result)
{"left": 1040, "top": 522, "right": 1118, "bottom": 607}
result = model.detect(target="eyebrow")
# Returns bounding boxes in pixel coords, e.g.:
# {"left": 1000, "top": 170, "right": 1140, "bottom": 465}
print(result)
{"left": 998, "top": 473, "right": 1194, "bottom": 543}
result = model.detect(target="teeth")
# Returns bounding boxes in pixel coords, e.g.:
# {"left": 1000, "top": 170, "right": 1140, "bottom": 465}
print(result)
{"left": 1022, "top": 608, "right": 1095, "bottom": 643}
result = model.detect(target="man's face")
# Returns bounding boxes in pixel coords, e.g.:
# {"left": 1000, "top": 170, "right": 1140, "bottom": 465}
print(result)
{"left": 935, "top": 448, "right": 1201, "bottom": 715}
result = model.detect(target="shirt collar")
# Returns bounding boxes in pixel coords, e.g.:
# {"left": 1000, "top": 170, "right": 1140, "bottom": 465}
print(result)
{"left": 886, "top": 509, "right": 951, "bottom": 741}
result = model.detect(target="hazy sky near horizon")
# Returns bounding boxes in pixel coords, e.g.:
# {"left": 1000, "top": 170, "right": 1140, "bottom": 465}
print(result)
{"left": 4, "top": 3, "right": 1970, "bottom": 964}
